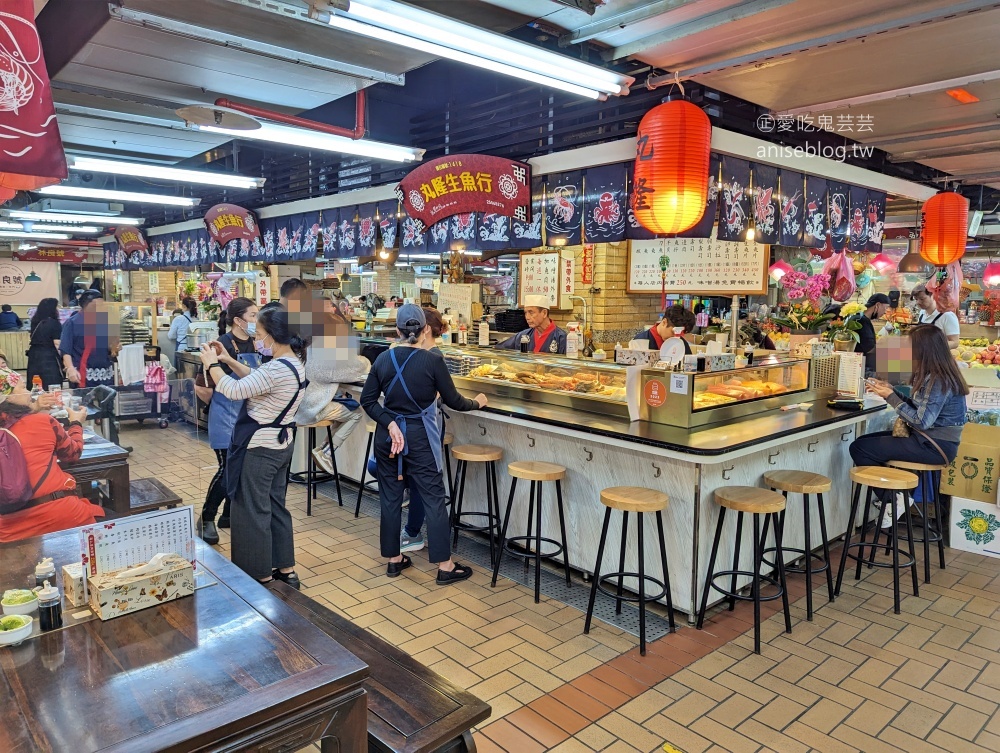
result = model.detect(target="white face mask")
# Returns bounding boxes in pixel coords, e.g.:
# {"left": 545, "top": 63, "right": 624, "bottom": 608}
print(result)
{"left": 242, "top": 320, "right": 256, "bottom": 336}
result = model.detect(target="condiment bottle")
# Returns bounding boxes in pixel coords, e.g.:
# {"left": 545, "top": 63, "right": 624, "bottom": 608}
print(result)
{"left": 519, "top": 334, "right": 530, "bottom": 353}
{"left": 31, "top": 376, "right": 43, "bottom": 399}
{"left": 478, "top": 317, "right": 490, "bottom": 347}
{"left": 35, "top": 557, "right": 55, "bottom": 588}
{"left": 38, "top": 580, "right": 62, "bottom": 631}
{"left": 566, "top": 322, "right": 579, "bottom": 359}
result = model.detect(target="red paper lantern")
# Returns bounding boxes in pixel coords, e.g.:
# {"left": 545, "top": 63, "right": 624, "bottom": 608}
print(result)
{"left": 920, "top": 190, "right": 969, "bottom": 266}
{"left": 983, "top": 261, "right": 1000, "bottom": 288}
{"left": 631, "top": 100, "right": 711, "bottom": 234}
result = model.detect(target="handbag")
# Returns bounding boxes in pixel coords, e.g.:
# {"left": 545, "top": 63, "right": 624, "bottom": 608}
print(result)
{"left": 892, "top": 417, "right": 950, "bottom": 465}
{"left": 892, "top": 417, "right": 910, "bottom": 437}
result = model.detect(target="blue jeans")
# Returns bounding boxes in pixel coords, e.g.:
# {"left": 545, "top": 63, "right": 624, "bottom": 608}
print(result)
{"left": 368, "top": 457, "right": 425, "bottom": 537}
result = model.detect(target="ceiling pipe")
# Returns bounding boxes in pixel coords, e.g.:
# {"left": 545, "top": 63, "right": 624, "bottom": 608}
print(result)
{"left": 213, "top": 89, "right": 367, "bottom": 141}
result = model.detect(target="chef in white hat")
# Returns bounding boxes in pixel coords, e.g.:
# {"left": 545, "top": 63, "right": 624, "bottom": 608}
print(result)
{"left": 496, "top": 294, "right": 567, "bottom": 355}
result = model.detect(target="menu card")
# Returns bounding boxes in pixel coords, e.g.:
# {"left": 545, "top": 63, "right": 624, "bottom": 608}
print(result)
{"left": 628, "top": 230, "right": 768, "bottom": 295}
{"left": 79, "top": 507, "right": 196, "bottom": 579}
{"left": 519, "top": 251, "right": 564, "bottom": 309}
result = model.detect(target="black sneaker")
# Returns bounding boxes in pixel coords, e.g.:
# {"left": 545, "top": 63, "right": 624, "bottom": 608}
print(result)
{"left": 199, "top": 519, "right": 219, "bottom": 545}
{"left": 217, "top": 516, "right": 230, "bottom": 529}
{"left": 272, "top": 570, "right": 301, "bottom": 590}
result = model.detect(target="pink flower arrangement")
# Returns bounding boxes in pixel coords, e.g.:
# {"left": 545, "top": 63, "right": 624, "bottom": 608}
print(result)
{"left": 780, "top": 269, "right": 830, "bottom": 304}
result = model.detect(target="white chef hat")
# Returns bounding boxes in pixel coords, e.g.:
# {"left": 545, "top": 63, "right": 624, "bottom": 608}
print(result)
{"left": 523, "top": 294, "right": 550, "bottom": 310}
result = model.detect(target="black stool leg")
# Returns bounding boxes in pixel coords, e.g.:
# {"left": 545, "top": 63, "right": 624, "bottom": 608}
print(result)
{"left": 803, "top": 492, "right": 813, "bottom": 621}
{"left": 615, "top": 512, "right": 628, "bottom": 615}
{"left": 355, "top": 432, "right": 373, "bottom": 518}
{"left": 904, "top": 492, "right": 921, "bottom": 600}
{"left": 306, "top": 427, "right": 316, "bottom": 516}
{"left": 556, "top": 480, "right": 571, "bottom": 587}
{"left": 444, "top": 446, "right": 454, "bottom": 503}
{"left": 491, "top": 478, "right": 517, "bottom": 587}
{"left": 484, "top": 462, "right": 497, "bottom": 568}
{"left": 775, "top": 511, "right": 792, "bottom": 634}
{"left": 524, "top": 481, "right": 536, "bottom": 573}
{"left": 934, "top": 471, "right": 946, "bottom": 570}
{"left": 452, "top": 461, "right": 468, "bottom": 548}
{"left": 490, "top": 461, "right": 502, "bottom": 557}
{"left": 921, "top": 471, "right": 931, "bottom": 584}
{"left": 533, "top": 479, "right": 543, "bottom": 603}
{"left": 656, "top": 510, "right": 675, "bottom": 633}
{"left": 584, "top": 506, "right": 613, "bottom": 635}
{"left": 637, "top": 512, "right": 647, "bottom": 656}
{"left": 697, "top": 507, "right": 726, "bottom": 629}
{"left": 329, "top": 426, "right": 343, "bottom": 507}
{"left": 859, "top": 486, "right": 877, "bottom": 579}
{"left": 729, "top": 512, "right": 745, "bottom": 611}
{"left": 890, "top": 491, "right": 901, "bottom": 614}
{"left": 835, "top": 483, "right": 863, "bottom": 597}
{"left": 752, "top": 511, "right": 762, "bottom": 654}
{"left": 817, "top": 492, "right": 835, "bottom": 603}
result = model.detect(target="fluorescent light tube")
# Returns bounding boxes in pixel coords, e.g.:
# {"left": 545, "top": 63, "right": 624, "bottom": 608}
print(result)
{"left": 196, "top": 121, "right": 424, "bottom": 162}
{"left": 38, "top": 185, "right": 200, "bottom": 207}
{"left": 0, "top": 221, "right": 100, "bottom": 233}
{"left": 5, "top": 210, "right": 144, "bottom": 225}
{"left": 0, "top": 230, "right": 71, "bottom": 240}
{"left": 68, "top": 156, "right": 265, "bottom": 189}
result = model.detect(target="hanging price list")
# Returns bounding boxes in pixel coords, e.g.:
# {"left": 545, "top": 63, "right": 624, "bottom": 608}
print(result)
{"left": 79, "top": 508, "right": 196, "bottom": 578}
{"left": 628, "top": 231, "right": 768, "bottom": 295}
{"left": 519, "top": 251, "right": 561, "bottom": 308}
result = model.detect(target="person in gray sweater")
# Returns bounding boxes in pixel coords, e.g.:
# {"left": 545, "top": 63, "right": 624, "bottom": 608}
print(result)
{"left": 294, "top": 293, "right": 371, "bottom": 473}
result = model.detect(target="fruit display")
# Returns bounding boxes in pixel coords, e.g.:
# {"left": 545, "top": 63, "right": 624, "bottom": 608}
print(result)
{"left": 954, "top": 339, "right": 1000, "bottom": 369}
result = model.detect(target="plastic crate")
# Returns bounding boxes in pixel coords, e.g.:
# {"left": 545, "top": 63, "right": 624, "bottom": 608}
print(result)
{"left": 116, "top": 390, "right": 154, "bottom": 417}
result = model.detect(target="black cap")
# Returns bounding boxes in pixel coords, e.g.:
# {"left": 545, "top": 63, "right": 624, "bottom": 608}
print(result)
{"left": 865, "top": 293, "right": 890, "bottom": 307}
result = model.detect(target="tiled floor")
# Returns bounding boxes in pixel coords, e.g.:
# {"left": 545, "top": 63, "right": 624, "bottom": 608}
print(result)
{"left": 121, "top": 422, "right": 1000, "bottom": 752}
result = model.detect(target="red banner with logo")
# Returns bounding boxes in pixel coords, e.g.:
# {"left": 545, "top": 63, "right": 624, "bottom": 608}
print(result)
{"left": 0, "top": 0, "right": 68, "bottom": 195}
{"left": 115, "top": 226, "right": 148, "bottom": 254}
{"left": 204, "top": 204, "right": 262, "bottom": 246}
{"left": 13, "top": 248, "right": 88, "bottom": 263}
{"left": 395, "top": 154, "right": 531, "bottom": 233}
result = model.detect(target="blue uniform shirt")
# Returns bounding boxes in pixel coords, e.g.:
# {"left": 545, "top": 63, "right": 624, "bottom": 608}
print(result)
{"left": 496, "top": 324, "right": 568, "bottom": 355}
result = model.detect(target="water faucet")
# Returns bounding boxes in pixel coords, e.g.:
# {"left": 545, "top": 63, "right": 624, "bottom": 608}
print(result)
{"left": 567, "top": 295, "right": 588, "bottom": 331}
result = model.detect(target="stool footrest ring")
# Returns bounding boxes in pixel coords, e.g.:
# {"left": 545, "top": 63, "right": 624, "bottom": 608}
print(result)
{"left": 842, "top": 543, "right": 916, "bottom": 570}
{"left": 596, "top": 572, "right": 668, "bottom": 604}
{"left": 708, "top": 570, "right": 785, "bottom": 603}
{"left": 289, "top": 470, "right": 333, "bottom": 485}
{"left": 454, "top": 511, "right": 500, "bottom": 535}
{"left": 761, "top": 546, "right": 830, "bottom": 575}
{"left": 503, "top": 535, "right": 564, "bottom": 561}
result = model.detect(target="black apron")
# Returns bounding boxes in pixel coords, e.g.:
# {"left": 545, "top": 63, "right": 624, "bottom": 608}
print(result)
{"left": 225, "top": 359, "right": 305, "bottom": 502}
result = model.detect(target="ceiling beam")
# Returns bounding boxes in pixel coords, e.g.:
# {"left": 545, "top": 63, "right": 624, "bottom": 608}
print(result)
{"left": 888, "top": 141, "right": 1000, "bottom": 162}
{"left": 648, "top": 1, "right": 1000, "bottom": 82}
{"left": 933, "top": 170, "right": 1000, "bottom": 182}
{"left": 559, "top": 0, "right": 702, "bottom": 47}
{"left": 605, "top": 0, "right": 796, "bottom": 62}
{"left": 868, "top": 120, "right": 1000, "bottom": 148}
{"left": 777, "top": 69, "right": 1000, "bottom": 116}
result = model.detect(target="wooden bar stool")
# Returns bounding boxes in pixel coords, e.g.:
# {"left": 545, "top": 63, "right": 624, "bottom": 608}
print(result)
{"left": 886, "top": 460, "right": 948, "bottom": 583}
{"left": 490, "top": 461, "right": 570, "bottom": 603}
{"left": 450, "top": 445, "right": 504, "bottom": 566}
{"left": 760, "top": 470, "right": 834, "bottom": 622}
{"left": 354, "top": 422, "right": 380, "bottom": 518}
{"left": 288, "top": 421, "right": 342, "bottom": 516}
{"left": 835, "top": 466, "right": 920, "bottom": 614}
{"left": 584, "top": 486, "right": 675, "bottom": 656}
{"left": 697, "top": 486, "right": 791, "bottom": 655}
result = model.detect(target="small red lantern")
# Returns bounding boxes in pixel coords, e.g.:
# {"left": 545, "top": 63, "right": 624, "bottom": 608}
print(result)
{"left": 920, "top": 190, "right": 969, "bottom": 266}
{"left": 631, "top": 99, "right": 712, "bottom": 235}
{"left": 983, "top": 261, "right": 1000, "bottom": 288}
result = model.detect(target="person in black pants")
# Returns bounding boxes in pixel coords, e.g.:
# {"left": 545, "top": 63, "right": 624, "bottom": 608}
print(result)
{"left": 854, "top": 293, "right": 890, "bottom": 376}
{"left": 360, "top": 304, "right": 487, "bottom": 584}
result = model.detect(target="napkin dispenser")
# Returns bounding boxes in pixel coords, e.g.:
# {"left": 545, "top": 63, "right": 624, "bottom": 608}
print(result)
{"left": 88, "top": 553, "right": 194, "bottom": 620}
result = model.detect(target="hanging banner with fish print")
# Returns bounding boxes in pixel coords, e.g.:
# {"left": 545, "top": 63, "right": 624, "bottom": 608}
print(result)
{"left": 263, "top": 213, "right": 321, "bottom": 262}
{"left": 545, "top": 171, "right": 583, "bottom": 245}
{"left": 678, "top": 153, "right": 721, "bottom": 239}
{"left": 583, "top": 163, "right": 627, "bottom": 243}
{"left": 828, "top": 182, "right": 850, "bottom": 251}
{"left": 625, "top": 162, "right": 657, "bottom": 240}
{"left": 337, "top": 205, "right": 358, "bottom": 256}
{"left": 377, "top": 200, "right": 399, "bottom": 250}
{"left": 400, "top": 215, "right": 425, "bottom": 250}
{"left": 848, "top": 186, "right": 869, "bottom": 252}
{"left": 0, "top": 0, "right": 68, "bottom": 196}
{"left": 511, "top": 175, "right": 544, "bottom": 249}
{"left": 750, "top": 163, "right": 779, "bottom": 244}
{"left": 477, "top": 212, "right": 512, "bottom": 251}
{"left": 778, "top": 171, "right": 804, "bottom": 247}
{"left": 450, "top": 212, "right": 477, "bottom": 248}
{"left": 718, "top": 156, "right": 752, "bottom": 242}
{"left": 356, "top": 203, "right": 378, "bottom": 253}
{"left": 803, "top": 176, "right": 829, "bottom": 249}
{"left": 866, "top": 190, "right": 886, "bottom": 253}
{"left": 395, "top": 154, "right": 531, "bottom": 233}
{"left": 425, "top": 216, "right": 451, "bottom": 255}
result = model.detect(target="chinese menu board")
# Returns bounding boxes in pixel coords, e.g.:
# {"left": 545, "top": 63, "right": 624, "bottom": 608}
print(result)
{"left": 79, "top": 507, "right": 196, "bottom": 578}
{"left": 627, "top": 231, "right": 768, "bottom": 295}
{"left": 519, "top": 251, "right": 571, "bottom": 310}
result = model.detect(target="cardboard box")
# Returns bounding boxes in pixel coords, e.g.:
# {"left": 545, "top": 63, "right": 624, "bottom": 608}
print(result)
{"left": 949, "top": 497, "right": 1000, "bottom": 560}
{"left": 941, "top": 424, "right": 1000, "bottom": 505}
{"left": 62, "top": 563, "right": 87, "bottom": 607}
{"left": 88, "top": 554, "right": 194, "bottom": 620}
{"left": 793, "top": 341, "right": 834, "bottom": 359}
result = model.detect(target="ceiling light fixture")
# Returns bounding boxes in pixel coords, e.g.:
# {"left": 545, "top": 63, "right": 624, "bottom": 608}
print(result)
{"left": 946, "top": 88, "right": 980, "bottom": 104}
{"left": 4, "top": 210, "right": 144, "bottom": 225}
{"left": 195, "top": 121, "right": 424, "bottom": 162}
{"left": 328, "top": 0, "right": 633, "bottom": 100}
{"left": 0, "top": 230, "right": 72, "bottom": 240}
{"left": 0, "top": 221, "right": 101, "bottom": 233}
{"left": 37, "top": 185, "right": 200, "bottom": 207}
{"left": 67, "top": 156, "right": 265, "bottom": 189}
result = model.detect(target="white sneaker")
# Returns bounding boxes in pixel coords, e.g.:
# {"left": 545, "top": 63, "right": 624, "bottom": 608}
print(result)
{"left": 880, "top": 492, "right": 909, "bottom": 529}
{"left": 312, "top": 446, "right": 335, "bottom": 475}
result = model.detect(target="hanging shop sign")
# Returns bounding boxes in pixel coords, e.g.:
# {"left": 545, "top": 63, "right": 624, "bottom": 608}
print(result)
{"left": 396, "top": 154, "right": 531, "bottom": 233}
{"left": 581, "top": 243, "right": 595, "bottom": 285}
{"left": 12, "top": 248, "right": 88, "bottom": 263}
{"left": 204, "top": 204, "right": 262, "bottom": 247}
{"left": 114, "top": 225, "right": 148, "bottom": 254}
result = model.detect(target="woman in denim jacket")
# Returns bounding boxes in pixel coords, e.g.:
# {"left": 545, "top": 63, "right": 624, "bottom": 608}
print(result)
{"left": 851, "top": 325, "right": 967, "bottom": 525}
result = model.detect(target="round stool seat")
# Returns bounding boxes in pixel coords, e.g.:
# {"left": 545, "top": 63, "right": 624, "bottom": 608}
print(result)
{"left": 508, "top": 460, "right": 566, "bottom": 482}
{"left": 850, "top": 466, "right": 918, "bottom": 491}
{"left": 600, "top": 486, "right": 669, "bottom": 513}
{"left": 763, "top": 470, "right": 832, "bottom": 494}
{"left": 304, "top": 419, "right": 335, "bottom": 429}
{"left": 452, "top": 444, "right": 503, "bottom": 462}
{"left": 715, "top": 486, "right": 785, "bottom": 514}
{"left": 443, "top": 432, "right": 454, "bottom": 446}
{"left": 887, "top": 460, "right": 948, "bottom": 472}
{"left": 365, "top": 421, "right": 376, "bottom": 433}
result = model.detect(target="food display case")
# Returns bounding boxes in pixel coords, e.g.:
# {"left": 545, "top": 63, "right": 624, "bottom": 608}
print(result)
{"left": 640, "top": 355, "right": 819, "bottom": 428}
{"left": 440, "top": 346, "right": 629, "bottom": 418}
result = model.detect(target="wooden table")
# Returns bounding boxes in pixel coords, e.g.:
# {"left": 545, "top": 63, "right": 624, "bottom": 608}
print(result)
{"left": 65, "top": 432, "right": 131, "bottom": 515}
{"left": 0, "top": 531, "right": 369, "bottom": 753}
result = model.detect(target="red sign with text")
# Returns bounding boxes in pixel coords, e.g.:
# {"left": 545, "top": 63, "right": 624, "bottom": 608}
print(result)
{"left": 115, "top": 226, "right": 148, "bottom": 254}
{"left": 581, "top": 243, "right": 594, "bottom": 285}
{"left": 644, "top": 379, "right": 667, "bottom": 408}
{"left": 395, "top": 154, "right": 531, "bottom": 233}
{"left": 204, "top": 204, "right": 262, "bottom": 246}
{"left": 13, "top": 248, "right": 88, "bottom": 263}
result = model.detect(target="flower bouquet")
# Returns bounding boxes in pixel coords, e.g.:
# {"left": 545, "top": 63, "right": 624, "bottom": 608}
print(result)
{"left": 770, "top": 301, "right": 835, "bottom": 333}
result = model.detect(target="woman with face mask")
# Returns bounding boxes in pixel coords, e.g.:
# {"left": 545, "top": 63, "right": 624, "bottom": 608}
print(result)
{"left": 198, "top": 297, "right": 259, "bottom": 545}
{"left": 200, "top": 305, "right": 307, "bottom": 588}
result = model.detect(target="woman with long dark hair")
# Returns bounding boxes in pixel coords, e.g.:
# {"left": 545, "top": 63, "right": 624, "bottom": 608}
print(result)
{"left": 852, "top": 324, "right": 968, "bottom": 526}
{"left": 199, "top": 306, "right": 307, "bottom": 587}
{"left": 27, "top": 298, "right": 64, "bottom": 389}
{"left": 198, "top": 297, "right": 259, "bottom": 545}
